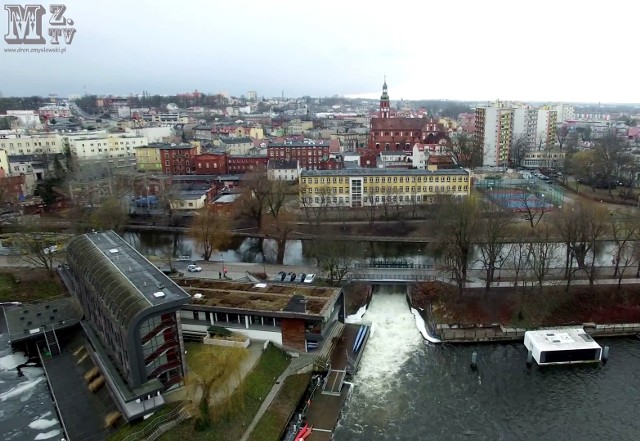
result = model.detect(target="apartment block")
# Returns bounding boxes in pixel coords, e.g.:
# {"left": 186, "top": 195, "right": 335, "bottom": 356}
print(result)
{"left": 475, "top": 103, "right": 513, "bottom": 167}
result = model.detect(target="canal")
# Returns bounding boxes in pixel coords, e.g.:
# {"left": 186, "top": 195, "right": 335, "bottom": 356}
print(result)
{"left": 333, "top": 285, "right": 640, "bottom": 441}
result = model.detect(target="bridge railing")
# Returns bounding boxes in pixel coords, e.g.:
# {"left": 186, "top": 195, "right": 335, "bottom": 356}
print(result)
{"left": 346, "top": 272, "right": 436, "bottom": 282}
{"left": 351, "top": 262, "right": 434, "bottom": 270}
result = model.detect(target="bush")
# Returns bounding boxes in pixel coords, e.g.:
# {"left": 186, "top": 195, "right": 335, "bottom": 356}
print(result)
{"left": 207, "top": 325, "right": 232, "bottom": 337}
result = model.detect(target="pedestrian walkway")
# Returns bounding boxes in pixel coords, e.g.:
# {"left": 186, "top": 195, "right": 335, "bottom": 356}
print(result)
{"left": 239, "top": 360, "right": 292, "bottom": 441}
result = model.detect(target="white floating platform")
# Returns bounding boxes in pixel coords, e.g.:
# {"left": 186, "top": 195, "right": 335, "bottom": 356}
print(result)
{"left": 524, "top": 328, "right": 602, "bottom": 366}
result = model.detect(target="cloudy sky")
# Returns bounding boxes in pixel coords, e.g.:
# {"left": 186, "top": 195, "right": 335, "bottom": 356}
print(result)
{"left": 1, "top": 0, "right": 638, "bottom": 103}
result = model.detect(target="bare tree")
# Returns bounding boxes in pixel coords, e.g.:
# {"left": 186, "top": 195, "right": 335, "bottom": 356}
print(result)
{"left": 237, "top": 167, "right": 272, "bottom": 232}
{"left": 609, "top": 213, "right": 640, "bottom": 280}
{"left": 435, "top": 197, "right": 479, "bottom": 295}
{"left": 447, "top": 133, "right": 482, "bottom": 168}
{"left": 555, "top": 203, "right": 607, "bottom": 287}
{"left": 507, "top": 239, "right": 531, "bottom": 295}
{"left": 509, "top": 134, "right": 532, "bottom": 168}
{"left": 516, "top": 187, "right": 553, "bottom": 229}
{"left": 526, "top": 225, "right": 559, "bottom": 293}
{"left": 263, "top": 209, "right": 297, "bottom": 265}
{"left": 315, "top": 240, "right": 357, "bottom": 286}
{"left": 188, "top": 208, "right": 231, "bottom": 261}
{"left": 476, "top": 204, "right": 512, "bottom": 291}
{"left": 13, "top": 222, "right": 68, "bottom": 274}
{"left": 300, "top": 185, "right": 330, "bottom": 234}
{"left": 592, "top": 130, "right": 634, "bottom": 197}
{"left": 556, "top": 125, "right": 569, "bottom": 151}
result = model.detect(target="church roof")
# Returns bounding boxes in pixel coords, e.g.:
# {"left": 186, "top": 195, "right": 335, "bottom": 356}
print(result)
{"left": 371, "top": 117, "right": 432, "bottom": 131}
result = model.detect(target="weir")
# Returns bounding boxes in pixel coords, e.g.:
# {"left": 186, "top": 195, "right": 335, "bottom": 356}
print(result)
{"left": 353, "top": 285, "right": 422, "bottom": 398}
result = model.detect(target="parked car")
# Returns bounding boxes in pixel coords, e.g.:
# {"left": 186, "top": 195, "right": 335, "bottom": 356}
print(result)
{"left": 299, "top": 273, "right": 307, "bottom": 283}
{"left": 187, "top": 264, "right": 202, "bottom": 272}
{"left": 276, "top": 271, "right": 286, "bottom": 281}
{"left": 289, "top": 273, "right": 297, "bottom": 282}
{"left": 303, "top": 274, "right": 316, "bottom": 284}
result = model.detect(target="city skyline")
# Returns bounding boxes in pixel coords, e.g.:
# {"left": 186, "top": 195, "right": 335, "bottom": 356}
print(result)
{"left": 1, "top": 0, "right": 639, "bottom": 103}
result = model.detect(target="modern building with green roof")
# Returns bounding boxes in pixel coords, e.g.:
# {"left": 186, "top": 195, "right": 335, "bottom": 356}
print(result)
{"left": 66, "top": 230, "right": 190, "bottom": 421}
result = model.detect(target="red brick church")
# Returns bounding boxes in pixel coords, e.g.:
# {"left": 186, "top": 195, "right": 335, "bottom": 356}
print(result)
{"left": 368, "top": 79, "right": 449, "bottom": 152}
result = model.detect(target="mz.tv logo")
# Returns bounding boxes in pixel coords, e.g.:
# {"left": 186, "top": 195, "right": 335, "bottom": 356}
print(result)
{"left": 4, "top": 4, "right": 77, "bottom": 45}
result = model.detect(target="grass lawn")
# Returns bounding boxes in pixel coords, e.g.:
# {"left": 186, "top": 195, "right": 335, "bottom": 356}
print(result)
{"left": 0, "top": 268, "right": 65, "bottom": 303}
{"left": 248, "top": 373, "right": 311, "bottom": 441}
{"left": 160, "top": 344, "right": 290, "bottom": 441}
{"left": 185, "top": 342, "right": 247, "bottom": 394}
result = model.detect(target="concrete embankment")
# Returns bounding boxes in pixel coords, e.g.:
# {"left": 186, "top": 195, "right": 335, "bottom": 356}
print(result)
{"left": 435, "top": 322, "right": 640, "bottom": 343}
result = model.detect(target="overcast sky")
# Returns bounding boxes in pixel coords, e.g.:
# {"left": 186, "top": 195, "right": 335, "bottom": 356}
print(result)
{"left": 1, "top": 0, "right": 638, "bottom": 103}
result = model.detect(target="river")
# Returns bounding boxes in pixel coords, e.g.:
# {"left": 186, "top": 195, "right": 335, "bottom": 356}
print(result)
{"left": 334, "top": 285, "right": 640, "bottom": 441}
{"left": 0, "top": 330, "right": 62, "bottom": 441}
{"left": 122, "top": 231, "right": 621, "bottom": 270}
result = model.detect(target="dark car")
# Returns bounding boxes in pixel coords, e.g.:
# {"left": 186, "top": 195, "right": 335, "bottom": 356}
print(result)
{"left": 595, "top": 179, "right": 617, "bottom": 189}
{"left": 278, "top": 271, "right": 286, "bottom": 281}
{"left": 289, "top": 273, "right": 297, "bottom": 282}
{"left": 299, "top": 273, "right": 307, "bottom": 283}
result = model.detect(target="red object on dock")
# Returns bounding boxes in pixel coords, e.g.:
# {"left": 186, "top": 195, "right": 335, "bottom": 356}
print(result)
{"left": 294, "top": 423, "right": 309, "bottom": 441}
{"left": 300, "top": 425, "right": 314, "bottom": 440}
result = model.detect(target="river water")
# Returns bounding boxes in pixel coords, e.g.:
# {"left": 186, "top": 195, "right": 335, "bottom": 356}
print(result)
{"left": 0, "top": 332, "right": 62, "bottom": 441}
{"left": 122, "top": 231, "right": 621, "bottom": 270}
{"left": 334, "top": 285, "right": 640, "bottom": 441}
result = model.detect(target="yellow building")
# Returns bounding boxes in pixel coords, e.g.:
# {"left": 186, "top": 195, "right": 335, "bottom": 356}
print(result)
{"left": 233, "top": 126, "right": 264, "bottom": 139}
{"left": 0, "top": 134, "right": 63, "bottom": 156}
{"left": 522, "top": 150, "right": 566, "bottom": 169}
{"left": 134, "top": 145, "right": 162, "bottom": 171}
{"left": 299, "top": 167, "right": 470, "bottom": 208}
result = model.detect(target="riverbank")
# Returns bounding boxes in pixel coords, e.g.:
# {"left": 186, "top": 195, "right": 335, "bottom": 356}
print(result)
{"left": 411, "top": 281, "right": 640, "bottom": 342}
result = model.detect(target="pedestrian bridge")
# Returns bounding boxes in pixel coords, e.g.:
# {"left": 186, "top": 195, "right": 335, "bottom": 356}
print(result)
{"left": 346, "top": 270, "right": 437, "bottom": 284}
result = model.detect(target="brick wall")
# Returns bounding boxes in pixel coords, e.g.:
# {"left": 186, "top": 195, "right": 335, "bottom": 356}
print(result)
{"left": 281, "top": 318, "right": 306, "bottom": 352}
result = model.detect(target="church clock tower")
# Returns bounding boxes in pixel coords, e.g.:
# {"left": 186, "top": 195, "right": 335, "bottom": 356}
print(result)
{"left": 379, "top": 76, "right": 390, "bottom": 119}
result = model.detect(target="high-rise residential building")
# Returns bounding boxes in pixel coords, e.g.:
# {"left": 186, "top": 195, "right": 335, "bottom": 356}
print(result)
{"left": 536, "top": 108, "right": 558, "bottom": 149}
{"left": 554, "top": 104, "right": 575, "bottom": 123}
{"left": 512, "top": 106, "right": 538, "bottom": 148}
{"left": 474, "top": 102, "right": 513, "bottom": 167}
{"left": 247, "top": 91, "right": 258, "bottom": 101}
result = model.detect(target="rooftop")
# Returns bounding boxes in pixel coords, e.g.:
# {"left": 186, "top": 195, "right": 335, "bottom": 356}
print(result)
{"left": 268, "top": 159, "right": 298, "bottom": 170}
{"left": 301, "top": 167, "right": 469, "bottom": 177}
{"left": 220, "top": 136, "right": 253, "bottom": 144}
{"left": 525, "top": 328, "right": 602, "bottom": 352}
{"left": 149, "top": 142, "right": 194, "bottom": 150}
{"left": 66, "top": 231, "right": 191, "bottom": 328}
{"left": 268, "top": 140, "right": 331, "bottom": 148}
{"left": 177, "top": 279, "right": 341, "bottom": 318}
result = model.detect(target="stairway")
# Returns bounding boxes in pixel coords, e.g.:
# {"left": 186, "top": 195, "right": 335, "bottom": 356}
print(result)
{"left": 313, "top": 322, "right": 345, "bottom": 370}
{"left": 44, "top": 325, "right": 61, "bottom": 357}
{"left": 145, "top": 407, "right": 191, "bottom": 441}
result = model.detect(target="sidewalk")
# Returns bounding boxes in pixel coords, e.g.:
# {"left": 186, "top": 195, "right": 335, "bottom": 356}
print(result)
{"left": 239, "top": 360, "right": 292, "bottom": 441}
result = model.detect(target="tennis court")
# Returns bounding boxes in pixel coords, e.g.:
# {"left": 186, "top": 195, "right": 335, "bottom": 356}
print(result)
{"left": 475, "top": 178, "right": 564, "bottom": 211}
{"left": 485, "top": 188, "right": 554, "bottom": 211}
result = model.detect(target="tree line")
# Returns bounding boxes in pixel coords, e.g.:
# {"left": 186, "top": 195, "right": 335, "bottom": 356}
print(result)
{"left": 434, "top": 196, "right": 640, "bottom": 297}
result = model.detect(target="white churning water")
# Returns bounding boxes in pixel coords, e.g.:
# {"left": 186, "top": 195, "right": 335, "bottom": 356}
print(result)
{"left": 354, "top": 285, "right": 423, "bottom": 398}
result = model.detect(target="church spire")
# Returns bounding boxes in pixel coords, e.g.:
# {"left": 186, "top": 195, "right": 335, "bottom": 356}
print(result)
{"left": 380, "top": 76, "right": 390, "bottom": 118}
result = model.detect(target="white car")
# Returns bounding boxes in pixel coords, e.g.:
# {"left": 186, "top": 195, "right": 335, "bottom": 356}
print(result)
{"left": 303, "top": 274, "right": 316, "bottom": 284}
{"left": 187, "top": 264, "right": 202, "bottom": 272}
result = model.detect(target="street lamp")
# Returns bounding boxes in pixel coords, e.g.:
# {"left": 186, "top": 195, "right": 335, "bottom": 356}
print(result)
{"left": 220, "top": 253, "right": 224, "bottom": 279}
